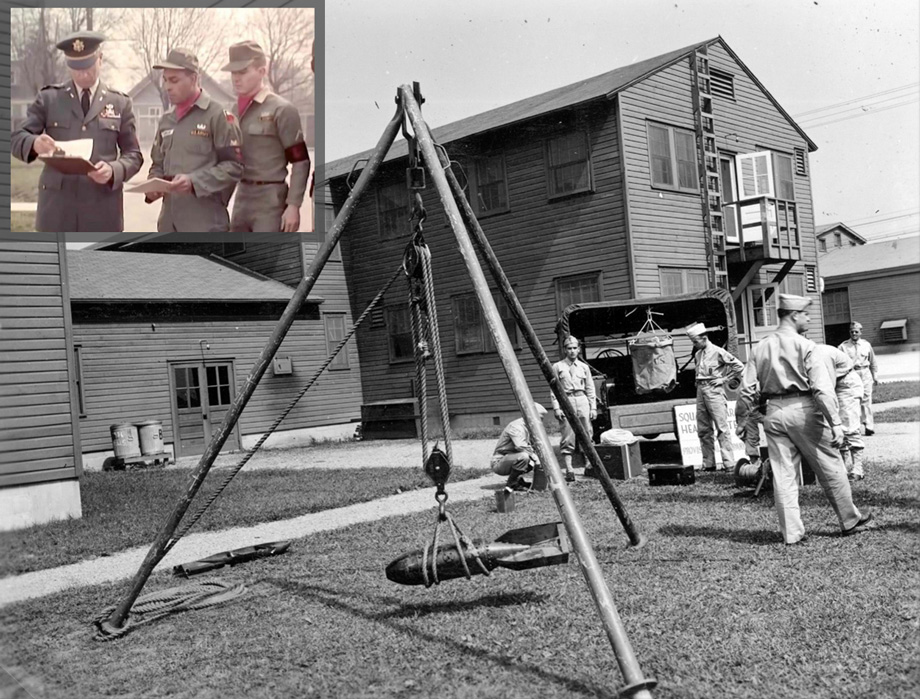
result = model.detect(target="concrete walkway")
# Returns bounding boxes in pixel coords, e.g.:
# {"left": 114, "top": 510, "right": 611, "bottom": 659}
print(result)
{"left": 0, "top": 473, "right": 501, "bottom": 608}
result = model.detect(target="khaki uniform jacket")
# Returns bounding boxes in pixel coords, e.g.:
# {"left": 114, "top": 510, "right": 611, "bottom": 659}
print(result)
{"left": 232, "top": 89, "right": 310, "bottom": 207}
{"left": 148, "top": 90, "right": 244, "bottom": 232}
{"left": 11, "top": 81, "right": 143, "bottom": 232}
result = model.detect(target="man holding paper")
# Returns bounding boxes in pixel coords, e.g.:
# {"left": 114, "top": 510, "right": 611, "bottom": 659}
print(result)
{"left": 145, "top": 49, "right": 244, "bottom": 233}
{"left": 10, "top": 31, "right": 143, "bottom": 232}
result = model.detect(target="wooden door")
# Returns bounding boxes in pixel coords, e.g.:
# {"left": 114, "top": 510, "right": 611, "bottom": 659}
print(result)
{"left": 170, "top": 361, "right": 240, "bottom": 457}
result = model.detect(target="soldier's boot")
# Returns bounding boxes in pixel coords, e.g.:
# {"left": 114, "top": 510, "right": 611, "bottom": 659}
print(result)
{"left": 850, "top": 448, "right": 865, "bottom": 481}
{"left": 563, "top": 455, "right": 575, "bottom": 483}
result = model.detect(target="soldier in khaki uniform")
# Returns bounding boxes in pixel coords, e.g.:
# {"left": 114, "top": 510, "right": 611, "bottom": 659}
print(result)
{"left": 11, "top": 31, "right": 143, "bottom": 232}
{"left": 146, "top": 49, "right": 243, "bottom": 233}
{"left": 222, "top": 41, "right": 311, "bottom": 233}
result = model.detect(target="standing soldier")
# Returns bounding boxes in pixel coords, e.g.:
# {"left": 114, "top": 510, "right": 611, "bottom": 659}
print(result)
{"left": 685, "top": 322, "right": 744, "bottom": 472}
{"left": 11, "top": 31, "right": 143, "bottom": 232}
{"left": 838, "top": 321, "right": 879, "bottom": 436}
{"left": 738, "top": 294, "right": 872, "bottom": 545}
{"left": 221, "top": 41, "right": 311, "bottom": 233}
{"left": 813, "top": 344, "right": 866, "bottom": 480}
{"left": 551, "top": 336, "right": 597, "bottom": 483}
{"left": 146, "top": 49, "right": 243, "bottom": 233}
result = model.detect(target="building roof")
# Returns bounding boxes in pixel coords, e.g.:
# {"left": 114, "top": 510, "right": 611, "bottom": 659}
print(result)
{"left": 67, "top": 250, "right": 309, "bottom": 303}
{"left": 815, "top": 222, "right": 867, "bottom": 244}
{"left": 128, "top": 70, "right": 234, "bottom": 105}
{"left": 326, "top": 36, "right": 818, "bottom": 181}
{"left": 820, "top": 235, "right": 920, "bottom": 279}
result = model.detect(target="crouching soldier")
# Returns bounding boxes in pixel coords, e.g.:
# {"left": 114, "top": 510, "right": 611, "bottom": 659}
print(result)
{"left": 222, "top": 41, "right": 311, "bottom": 233}
{"left": 146, "top": 48, "right": 243, "bottom": 232}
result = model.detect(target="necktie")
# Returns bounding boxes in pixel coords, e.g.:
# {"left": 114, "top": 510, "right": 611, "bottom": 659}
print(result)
{"left": 81, "top": 89, "right": 90, "bottom": 116}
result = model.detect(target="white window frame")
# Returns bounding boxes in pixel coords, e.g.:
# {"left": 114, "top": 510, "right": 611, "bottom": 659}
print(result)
{"left": 735, "top": 151, "right": 775, "bottom": 200}
{"left": 324, "top": 313, "right": 350, "bottom": 370}
{"left": 749, "top": 284, "right": 779, "bottom": 330}
{"left": 659, "top": 267, "right": 709, "bottom": 296}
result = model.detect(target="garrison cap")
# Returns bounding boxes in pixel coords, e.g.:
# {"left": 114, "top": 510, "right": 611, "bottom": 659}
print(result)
{"left": 221, "top": 40, "right": 265, "bottom": 72}
{"left": 56, "top": 31, "right": 105, "bottom": 70}
{"left": 778, "top": 293, "right": 812, "bottom": 312}
{"left": 533, "top": 403, "right": 548, "bottom": 416}
{"left": 685, "top": 322, "right": 710, "bottom": 338}
{"left": 153, "top": 48, "right": 199, "bottom": 73}
{"left": 849, "top": 321, "right": 863, "bottom": 331}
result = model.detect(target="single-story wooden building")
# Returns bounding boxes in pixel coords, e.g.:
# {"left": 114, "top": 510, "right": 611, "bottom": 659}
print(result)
{"left": 325, "top": 37, "right": 825, "bottom": 428}
{"left": 68, "top": 246, "right": 362, "bottom": 469}
{"left": 820, "top": 235, "right": 920, "bottom": 348}
{"left": 1, "top": 236, "right": 83, "bottom": 531}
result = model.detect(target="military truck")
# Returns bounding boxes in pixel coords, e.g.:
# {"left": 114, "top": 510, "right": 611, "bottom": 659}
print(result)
{"left": 556, "top": 288, "right": 739, "bottom": 440}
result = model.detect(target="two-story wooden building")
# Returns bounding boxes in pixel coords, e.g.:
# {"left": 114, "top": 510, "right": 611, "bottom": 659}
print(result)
{"left": 325, "top": 37, "right": 824, "bottom": 429}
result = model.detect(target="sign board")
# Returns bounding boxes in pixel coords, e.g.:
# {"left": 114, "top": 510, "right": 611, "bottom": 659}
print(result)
{"left": 674, "top": 401, "right": 764, "bottom": 468}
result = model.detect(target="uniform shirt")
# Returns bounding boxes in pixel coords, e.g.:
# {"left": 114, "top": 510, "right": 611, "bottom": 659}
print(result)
{"left": 813, "top": 344, "right": 862, "bottom": 394}
{"left": 10, "top": 80, "right": 143, "bottom": 232}
{"left": 148, "top": 90, "right": 243, "bottom": 232}
{"left": 693, "top": 342, "right": 744, "bottom": 384}
{"left": 838, "top": 338, "right": 878, "bottom": 374}
{"left": 492, "top": 418, "right": 536, "bottom": 457}
{"left": 232, "top": 88, "right": 310, "bottom": 208}
{"left": 739, "top": 325, "right": 840, "bottom": 426}
{"left": 550, "top": 358, "right": 596, "bottom": 411}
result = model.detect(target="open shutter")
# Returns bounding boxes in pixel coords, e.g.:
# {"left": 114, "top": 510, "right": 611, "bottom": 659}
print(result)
{"left": 735, "top": 151, "right": 775, "bottom": 200}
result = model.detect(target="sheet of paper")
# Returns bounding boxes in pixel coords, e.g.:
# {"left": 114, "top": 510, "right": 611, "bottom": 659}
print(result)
{"left": 125, "top": 178, "right": 173, "bottom": 194}
{"left": 51, "top": 138, "right": 93, "bottom": 160}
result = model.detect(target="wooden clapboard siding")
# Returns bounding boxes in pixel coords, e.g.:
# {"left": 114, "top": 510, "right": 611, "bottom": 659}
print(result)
{"left": 338, "top": 101, "right": 632, "bottom": 415}
{"left": 0, "top": 238, "right": 82, "bottom": 488}
{"left": 72, "top": 309, "right": 361, "bottom": 453}
{"left": 827, "top": 270, "right": 920, "bottom": 347}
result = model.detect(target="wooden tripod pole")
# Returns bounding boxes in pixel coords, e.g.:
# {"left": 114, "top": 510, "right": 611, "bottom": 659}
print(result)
{"left": 399, "top": 85, "right": 656, "bottom": 699}
{"left": 99, "top": 105, "right": 405, "bottom": 635}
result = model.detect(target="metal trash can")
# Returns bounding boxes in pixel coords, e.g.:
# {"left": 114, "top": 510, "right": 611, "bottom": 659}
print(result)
{"left": 135, "top": 420, "right": 164, "bottom": 456}
{"left": 110, "top": 423, "right": 141, "bottom": 459}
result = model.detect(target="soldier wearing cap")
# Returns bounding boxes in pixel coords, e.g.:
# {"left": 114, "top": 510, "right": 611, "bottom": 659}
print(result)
{"left": 11, "top": 31, "right": 143, "bottom": 232}
{"left": 685, "top": 322, "right": 744, "bottom": 472}
{"left": 146, "top": 48, "right": 244, "bottom": 233}
{"left": 838, "top": 321, "right": 879, "bottom": 436}
{"left": 738, "top": 294, "right": 872, "bottom": 545}
{"left": 222, "top": 40, "right": 311, "bottom": 233}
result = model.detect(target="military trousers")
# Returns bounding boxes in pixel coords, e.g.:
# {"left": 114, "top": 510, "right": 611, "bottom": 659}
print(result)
{"left": 837, "top": 372, "right": 864, "bottom": 452}
{"left": 559, "top": 393, "right": 592, "bottom": 461}
{"left": 763, "top": 394, "right": 862, "bottom": 544}
{"left": 490, "top": 452, "right": 535, "bottom": 477}
{"left": 696, "top": 382, "right": 734, "bottom": 470}
{"left": 230, "top": 182, "right": 289, "bottom": 233}
{"left": 854, "top": 367, "right": 875, "bottom": 431}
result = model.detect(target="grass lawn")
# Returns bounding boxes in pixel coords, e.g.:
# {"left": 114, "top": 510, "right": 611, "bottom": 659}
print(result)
{"left": 877, "top": 405, "right": 920, "bottom": 422}
{"left": 11, "top": 155, "right": 41, "bottom": 203}
{"left": 10, "top": 210, "right": 36, "bottom": 232}
{"left": 874, "top": 381, "right": 919, "bottom": 403}
{"left": 0, "top": 467, "right": 489, "bottom": 577}
{"left": 2, "top": 439, "right": 918, "bottom": 697}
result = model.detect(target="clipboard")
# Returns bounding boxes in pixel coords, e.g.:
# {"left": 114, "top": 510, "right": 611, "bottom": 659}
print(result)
{"left": 38, "top": 154, "right": 97, "bottom": 176}
{"left": 125, "top": 178, "right": 174, "bottom": 195}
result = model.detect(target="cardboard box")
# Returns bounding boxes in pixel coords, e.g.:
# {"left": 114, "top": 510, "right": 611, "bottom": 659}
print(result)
{"left": 648, "top": 464, "right": 695, "bottom": 486}
{"left": 591, "top": 443, "right": 643, "bottom": 480}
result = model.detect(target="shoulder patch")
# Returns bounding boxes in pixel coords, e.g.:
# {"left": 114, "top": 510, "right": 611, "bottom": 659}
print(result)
{"left": 224, "top": 110, "right": 236, "bottom": 124}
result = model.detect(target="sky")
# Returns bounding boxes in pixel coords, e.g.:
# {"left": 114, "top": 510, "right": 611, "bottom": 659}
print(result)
{"left": 325, "top": 0, "right": 920, "bottom": 242}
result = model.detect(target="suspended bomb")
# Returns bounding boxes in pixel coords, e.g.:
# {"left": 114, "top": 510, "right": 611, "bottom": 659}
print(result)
{"left": 386, "top": 522, "right": 571, "bottom": 586}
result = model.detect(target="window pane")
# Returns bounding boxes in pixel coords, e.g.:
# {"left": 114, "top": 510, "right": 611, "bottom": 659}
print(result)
{"left": 773, "top": 153, "right": 795, "bottom": 201}
{"left": 378, "top": 181, "right": 409, "bottom": 239}
{"left": 822, "top": 288, "right": 850, "bottom": 324}
{"left": 453, "top": 295, "right": 484, "bottom": 354}
{"left": 548, "top": 131, "right": 590, "bottom": 195}
{"left": 476, "top": 154, "right": 508, "bottom": 212}
{"left": 325, "top": 314, "right": 349, "bottom": 368}
{"left": 675, "top": 131, "right": 697, "bottom": 189}
{"left": 686, "top": 270, "right": 709, "bottom": 292}
{"left": 659, "top": 269, "right": 684, "bottom": 296}
{"left": 783, "top": 274, "right": 804, "bottom": 297}
{"left": 648, "top": 126, "right": 673, "bottom": 186}
{"left": 387, "top": 306, "right": 414, "bottom": 361}
{"left": 752, "top": 287, "right": 778, "bottom": 328}
{"left": 557, "top": 274, "right": 601, "bottom": 315}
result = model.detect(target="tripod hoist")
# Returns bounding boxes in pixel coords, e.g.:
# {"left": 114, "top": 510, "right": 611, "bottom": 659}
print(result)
{"left": 95, "top": 83, "right": 657, "bottom": 699}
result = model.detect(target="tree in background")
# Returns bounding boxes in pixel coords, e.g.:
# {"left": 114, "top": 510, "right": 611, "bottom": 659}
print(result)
{"left": 251, "top": 8, "right": 315, "bottom": 102}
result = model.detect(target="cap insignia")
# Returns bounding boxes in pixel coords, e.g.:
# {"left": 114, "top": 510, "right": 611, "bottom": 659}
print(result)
{"left": 73, "top": 39, "right": 85, "bottom": 53}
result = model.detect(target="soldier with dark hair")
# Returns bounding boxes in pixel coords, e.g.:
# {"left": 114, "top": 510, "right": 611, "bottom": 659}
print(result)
{"left": 11, "top": 31, "right": 143, "bottom": 231}
{"left": 146, "top": 48, "right": 244, "bottom": 233}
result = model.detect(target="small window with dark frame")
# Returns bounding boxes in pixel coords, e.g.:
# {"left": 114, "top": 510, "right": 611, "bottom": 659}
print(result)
{"left": 386, "top": 305, "right": 414, "bottom": 363}
{"left": 709, "top": 68, "right": 735, "bottom": 100}
{"left": 473, "top": 153, "right": 509, "bottom": 215}
{"left": 647, "top": 123, "right": 698, "bottom": 193}
{"left": 377, "top": 180, "right": 410, "bottom": 239}
{"left": 818, "top": 237, "right": 827, "bottom": 252}
{"left": 546, "top": 130, "right": 592, "bottom": 198}
{"left": 555, "top": 272, "right": 601, "bottom": 316}
{"left": 452, "top": 292, "right": 520, "bottom": 355}
{"left": 324, "top": 313, "right": 350, "bottom": 369}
